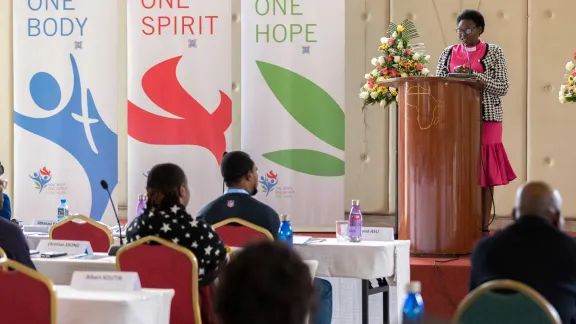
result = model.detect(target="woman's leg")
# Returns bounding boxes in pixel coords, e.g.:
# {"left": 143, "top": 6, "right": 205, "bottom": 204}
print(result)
{"left": 482, "top": 186, "right": 493, "bottom": 235}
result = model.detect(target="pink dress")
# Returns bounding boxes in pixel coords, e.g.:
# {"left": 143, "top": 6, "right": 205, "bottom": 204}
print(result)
{"left": 449, "top": 42, "right": 516, "bottom": 187}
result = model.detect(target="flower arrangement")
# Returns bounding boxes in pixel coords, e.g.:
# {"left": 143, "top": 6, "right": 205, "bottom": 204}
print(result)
{"left": 360, "top": 20, "right": 432, "bottom": 109}
{"left": 559, "top": 51, "right": 576, "bottom": 104}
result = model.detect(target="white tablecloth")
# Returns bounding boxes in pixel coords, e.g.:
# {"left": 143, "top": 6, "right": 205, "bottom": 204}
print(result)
{"left": 295, "top": 239, "right": 411, "bottom": 324}
{"left": 32, "top": 253, "right": 117, "bottom": 285}
{"left": 55, "top": 285, "right": 174, "bottom": 324}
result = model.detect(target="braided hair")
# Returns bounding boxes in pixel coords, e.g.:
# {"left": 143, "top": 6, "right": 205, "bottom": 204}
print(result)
{"left": 146, "top": 163, "right": 187, "bottom": 210}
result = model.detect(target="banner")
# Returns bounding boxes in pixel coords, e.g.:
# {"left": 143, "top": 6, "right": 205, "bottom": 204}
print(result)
{"left": 13, "top": 0, "right": 118, "bottom": 224}
{"left": 127, "top": 0, "right": 232, "bottom": 221}
{"left": 241, "top": 0, "right": 345, "bottom": 229}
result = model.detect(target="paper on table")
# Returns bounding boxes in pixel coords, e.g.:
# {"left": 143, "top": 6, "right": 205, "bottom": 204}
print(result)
{"left": 293, "top": 236, "right": 312, "bottom": 245}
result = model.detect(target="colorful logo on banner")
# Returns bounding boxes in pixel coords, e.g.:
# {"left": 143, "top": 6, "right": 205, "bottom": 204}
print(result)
{"left": 29, "top": 166, "right": 68, "bottom": 195}
{"left": 128, "top": 56, "right": 232, "bottom": 164}
{"left": 15, "top": 54, "right": 118, "bottom": 220}
{"left": 259, "top": 170, "right": 278, "bottom": 197}
{"left": 256, "top": 61, "right": 345, "bottom": 177}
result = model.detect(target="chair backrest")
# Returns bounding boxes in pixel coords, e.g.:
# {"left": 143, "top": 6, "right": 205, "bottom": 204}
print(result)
{"left": 0, "top": 247, "right": 5, "bottom": 258}
{"left": 49, "top": 214, "right": 113, "bottom": 252}
{"left": 116, "top": 236, "right": 203, "bottom": 324}
{"left": 213, "top": 218, "right": 273, "bottom": 247}
{"left": 453, "top": 279, "right": 562, "bottom": 324}
{"left": 0, "top": 259, "right": 57, "bottom": 324}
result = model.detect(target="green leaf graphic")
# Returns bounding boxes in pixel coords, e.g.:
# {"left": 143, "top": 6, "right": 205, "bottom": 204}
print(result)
{"left": 263, "top": 149, "right": 344, "bottom": 177}
{"left": 256, "top": 61, "right": 345, "bottom": 151}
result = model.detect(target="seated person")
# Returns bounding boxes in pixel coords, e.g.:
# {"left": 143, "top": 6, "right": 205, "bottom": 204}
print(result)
{"left": 126, "top": 163, "right": 227, "bottom": 324}
{"left": 470, "top": 181, "right": 576, "bottom": 324}
{"left": 200, "top": 151, "right": 333, "bottom": 324}
{"left": 198, "top": 151, "right": 280, "bottom": 237}
{"left": 0, "top": 179, "right": 11, "bottom": 221}
{"left": 0, "top": 216, "right": 35, "bottom": 270}
{"left": 215, "top": 241, "right": 315, "bottom": 324}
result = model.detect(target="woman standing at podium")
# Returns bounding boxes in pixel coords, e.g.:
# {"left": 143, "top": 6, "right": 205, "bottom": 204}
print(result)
{"left": 435, "top": 9, "right": 516, "bottom": 230}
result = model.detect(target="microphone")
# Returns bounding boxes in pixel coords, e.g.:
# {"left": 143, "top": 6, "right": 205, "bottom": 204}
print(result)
{"left": 222, "top": 151, "right": 228, "bottom": 194}
{"left": 100, "top": 180, "right": 123, "bottom": 256}
{"left": 462, "top": 39, "right": 473, "bottom": 75}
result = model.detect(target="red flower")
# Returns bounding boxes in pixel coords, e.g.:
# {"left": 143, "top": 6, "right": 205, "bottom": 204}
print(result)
{"left": 573, "top": 51, "right": 576, "bottom": 59}
{"left": 389, "top": 38, "right": 395, "bottom": 45}
{"left": 381, "top": 68, "right": 388, "bottom": 74}
{"left": 40, "top": 167, "right": 51, "bottom": 176}
{"left": 266, "top": 171, "right": 278, "bottom": 180}
{"left": 572, "top": 70, "right": 576, "bottom": 77}
{"left": 417, "top": 63, "right": 424, "bottom": 70}
{"left": 405, "top": 48, "right": 413, "bottom": 55}
{"left": 390, "top": 70, "right": 397, "bottom": 77}
{"left": 385, "top": 56, "right": 393, "bottom": 62}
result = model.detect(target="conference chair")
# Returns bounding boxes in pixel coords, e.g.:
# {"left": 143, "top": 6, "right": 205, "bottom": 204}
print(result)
{"left": 116, "top": 236, "right": 206, "bottom": 324}
{"left": 213, "top": 218, "right": 273, "bottom": 248}
{"left": 452, "top": 279, "right": 562, "bottom": 324}
{"left": 49, "top": 214, "right": 114, "bottom": 253}
{"left": 0, "top": 247, "right": 5, "bottom": 259}
{"left": 0, "top": 258, "right": 57, "bottom": 324}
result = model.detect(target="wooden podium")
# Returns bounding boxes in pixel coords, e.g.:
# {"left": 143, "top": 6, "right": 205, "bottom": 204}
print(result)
{"left": 379, "top": 76, "right": 484, "bottom": 255}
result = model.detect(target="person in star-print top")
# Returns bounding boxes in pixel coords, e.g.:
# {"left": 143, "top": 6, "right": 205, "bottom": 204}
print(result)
{"left": 126, "top": 163, "right": 227, "bottom": 287}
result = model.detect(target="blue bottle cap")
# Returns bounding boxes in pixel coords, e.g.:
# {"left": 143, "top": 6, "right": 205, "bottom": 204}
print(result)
{"left": 60, "top": 199, "right": 66, "bottom": 204}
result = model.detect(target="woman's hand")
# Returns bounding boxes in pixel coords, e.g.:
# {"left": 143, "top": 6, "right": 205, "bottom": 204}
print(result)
{"left": 454, "top": 65, "right": 471, "bottom": 73}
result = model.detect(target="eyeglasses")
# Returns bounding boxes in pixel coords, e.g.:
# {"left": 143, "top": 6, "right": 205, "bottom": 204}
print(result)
{"left": 455, "top": 27, "right": 475, "bottom": 35}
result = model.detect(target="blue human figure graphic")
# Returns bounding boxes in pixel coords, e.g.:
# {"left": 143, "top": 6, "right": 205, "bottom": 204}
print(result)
{"left": 14, "top": 54, "right": 118, "bottom": 221}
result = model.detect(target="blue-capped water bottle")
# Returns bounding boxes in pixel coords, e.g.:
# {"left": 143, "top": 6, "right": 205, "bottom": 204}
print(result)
{"left": 57, "top": 199, "right": 69, "bottom": 222}
{"left": 278, "top": 214, "right": 293, "bottom": 248}
{"left": 348, "top": 199, "right": 363, "bottom": 242}
{"left": 403, "top": 281, "right": 424, "bottom": 323}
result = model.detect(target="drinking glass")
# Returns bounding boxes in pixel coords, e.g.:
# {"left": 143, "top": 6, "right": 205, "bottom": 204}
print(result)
{"left": 336, "top": 220, "right": 348, "bottom": 242}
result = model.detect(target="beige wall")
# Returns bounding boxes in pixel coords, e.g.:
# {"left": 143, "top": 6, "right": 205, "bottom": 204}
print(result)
{"left": 1, "top": 0, "right": 575, "bottom": 218}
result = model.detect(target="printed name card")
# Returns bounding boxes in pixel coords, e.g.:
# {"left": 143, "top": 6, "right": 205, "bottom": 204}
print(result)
{"left": 32, "top": 219, "right": 58, "bottom": 226}
{"left": 71, "top": 271, "right": 141, "bottom": 292}
{"left": 340, "top": 226, "right": 394, "bottom": 242}
{"left": 36, "top": 240, "right": 93, "bottom": 255}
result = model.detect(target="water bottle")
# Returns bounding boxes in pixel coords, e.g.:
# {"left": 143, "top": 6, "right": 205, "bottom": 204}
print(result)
{"left": 57, "top": 199, "right": 69, "bottom": 222}
{"left": 348, "top": 199, "right": 363, "bottom": 242}
{"left": 403, "top": 281, "right": 424, "bottom": 323}
{"left": 136, "top": 194, "right": 147, "bottom": 218}
{"left": 278, "top": 214, "right": 293, "bottom": 248}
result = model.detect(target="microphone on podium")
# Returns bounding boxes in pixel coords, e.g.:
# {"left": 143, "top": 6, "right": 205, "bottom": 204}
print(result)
{"left": 100, "top": 180, "right": 124, "bottom": 256}
{"left": 462, "top": 40, "right": 474, "bottom": 75}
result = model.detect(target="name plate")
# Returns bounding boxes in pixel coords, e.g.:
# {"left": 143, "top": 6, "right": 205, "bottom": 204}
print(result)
{"left": 37, "top": 239, "right": 93, "bottom": 255}
{"left": 341, "top": 226, "right": 394, "bottom": 242}
{"left": 23, "top": 225, "right": 50, "bottom": 233}
{"left": 71, "top": 271, "right": 141, "bottom": 292}
{"left": 32, "top": 219, "right": 57, "bottom": 226}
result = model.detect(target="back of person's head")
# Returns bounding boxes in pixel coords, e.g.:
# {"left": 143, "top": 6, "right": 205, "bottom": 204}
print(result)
{"left": 146, "top": 163, "right": 190, "bottom": 209}
{"left": 215, "top": 241, "right": 315, "bottom": 324}
{"left": 221, "top": 151, "right": 259, "bottom": 195}
{"left": 514, "top": 181, "right": 563, "bottom": 228}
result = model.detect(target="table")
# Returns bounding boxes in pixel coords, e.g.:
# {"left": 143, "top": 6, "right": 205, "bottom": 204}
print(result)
{"left": 55, "top": 285, "right": 174, "bottom": 324}
{"left": 32, "top": 253, "right": 117, "bottom": 285}
{"left": 295, "top": 239, "right": 410, "bottom": 324}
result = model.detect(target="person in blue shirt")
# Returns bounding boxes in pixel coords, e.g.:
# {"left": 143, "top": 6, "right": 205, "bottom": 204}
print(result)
{"left": 0, "top": 179, "right": 11, "bottom": 221}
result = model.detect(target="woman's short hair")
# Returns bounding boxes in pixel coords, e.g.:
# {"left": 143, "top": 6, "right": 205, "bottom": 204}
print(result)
{"left": 215, "top": 241, "right": 316, "bottom": 324}
{"left": 457, "top": 9, "right": 485, "bottom": 33}
{"left": 146, "top": 163, "right": 187, "bottom": 209}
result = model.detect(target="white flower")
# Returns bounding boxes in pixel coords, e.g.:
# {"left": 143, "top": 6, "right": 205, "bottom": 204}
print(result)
{"left": 370, "top": 91, "right": 379, "bottom": 99}
{"left": 559, "top": 95, "right": 566, "bottom": 104}
{"left": 359, "top": 92, "right": 370, "bottom": 100}
{"left": 566, "top": 61, "right": 575, "bottom": 71}
{"left": 397, "top": 42, "right": 404, "bottom": 50}
{"left": 379, "top": 100, "right": 386, "bottom": 108}
{"left": 395, "top": 95, "right": 399, "bottom": 102}
{"left": 422, "top": 68, "right": 430, "bottom": 75}
{"left": 560, "top": 85, "right": 567, "bottom": 93}
{"left": 380, "top": 37, "right": 389, "bottom": 44}
{"left": 378, "top": 56, "right": 385, "bottom": 64}
{"left": 392, "top": 31, "right": 398, "bottom": 38}
{"left": 363, "top": 84, "right": 371, "bottom": 90}
{"left": 401, "top": 73, "right": 408, "bottom": 77}
{"left": 376, "top": 77, "right": 385, "bottom": 83}
{"left": 372, "top": 69, "right": 379, "bottom": 76}
{"left": 394, "top": 56, "right": 401, "bottom": 63}
{"left": 412, "top": 53, "right": 421, "bottom": 60}
{"left": 389, "top": 87, "right": 397, "bottom": 93}
{"left": 424, "top": 55, "right": 431, "bottom": 62}
{"left": 371, "top": 58, "right": 378, "bottom": 66}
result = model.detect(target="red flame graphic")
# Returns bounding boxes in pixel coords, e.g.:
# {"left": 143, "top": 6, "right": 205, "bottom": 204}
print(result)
{"left": 128, "top": 56, "right": 232, "bottom": 164}
{"left": 40, "top": 167, "right": 51, "bottom": 176}
{"left": 266, "top": 171, "right": 278, "bottom": 179}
